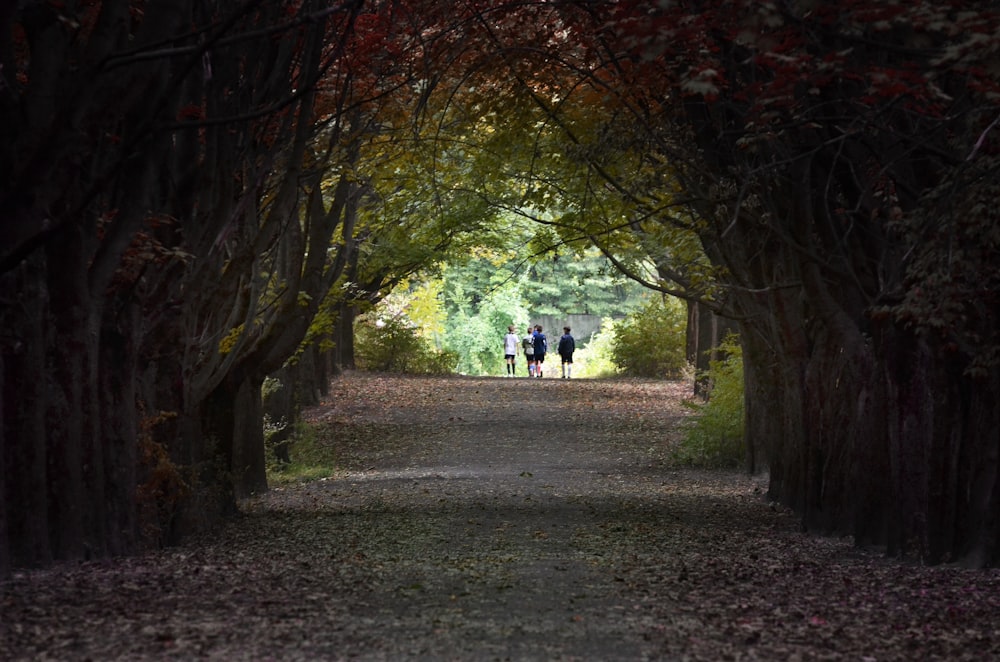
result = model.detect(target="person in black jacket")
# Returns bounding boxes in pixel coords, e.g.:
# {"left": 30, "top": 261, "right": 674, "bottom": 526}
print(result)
{"left": 557, "top": 327, "right": 575, "bottom": 379}
{"left": 522, "top": 326, "right": 536, "bottom": 377}
{"left": 532, "top": 325, "right": 547, "bottom": 378}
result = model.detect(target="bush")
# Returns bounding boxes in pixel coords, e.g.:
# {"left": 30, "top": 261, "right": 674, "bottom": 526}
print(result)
{"left": 573, "top": 317, "right": 620, "bottom": 378}
{"left": 612, "top": 297, "right": 687, "bottom": 378}
{"left": 266, "top": 421, "right": 336, "bottom": 485}
{"left": 355, "top": 312, "right": 457, "bottom": 374}
{"left": 677, "top": 334, "right": 745, "bottom": 467}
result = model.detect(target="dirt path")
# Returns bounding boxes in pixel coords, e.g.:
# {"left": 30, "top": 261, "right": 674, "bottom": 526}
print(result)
{"left": 3, "top": 373, "right": 1000, "bottom": 660}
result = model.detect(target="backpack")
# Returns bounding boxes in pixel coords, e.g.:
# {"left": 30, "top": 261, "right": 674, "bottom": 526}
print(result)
{"left": 522, "top": 335, "right": 534, "bottom": 355}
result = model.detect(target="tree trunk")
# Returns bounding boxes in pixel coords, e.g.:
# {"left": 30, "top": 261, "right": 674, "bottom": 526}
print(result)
{"left": 44, "top": 243, "right": 93, "bottom": 560}
{"left": 0, "top": 343, "right": 6, "bottom": 577}
{"left": 2, "top": 259, "right": 52, "bottom": 568}
{"left": 960, "top": 368, "right": 1000, "bottom": 567}
{"left": 868, "top": 323, "right": 1000, "bottom": 565}
{"left": 204, "top": 374, "right": 267, "bottom": 501}
{"left": 232, "top": 375, "right": 267, "bottom": 499}
{"left": 98, "top": 302, "right": 140, "bottom": 557}
{"left": 737, "top": 293, "right": 810, "bottom": 492}
{"left": 165, "top": 408, "right": 238, "bottom": 545}
{"left": 686, "top": 300, "right": 736, "bottom": 399}
{"left": 711, "top": 168, "right": 1000, "bottom": 565}
{"left": 0, "top": 246, "right": 146, "bottom": 569}
{"left": 333, "top": 302, "right": 359, "bottom": 371}
{"left": 290, "top": 345, "right": 328, "bottom": 408}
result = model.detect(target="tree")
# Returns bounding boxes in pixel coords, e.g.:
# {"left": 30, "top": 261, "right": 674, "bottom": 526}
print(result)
{"left": 0, "top": 0, "right": 370, "bottom": 571}
{"left": 561, "top": 0, "right": 1000, "bottom": 564}
{"left": 2, "top": 0, "right": 230, "bottom": 570}
{"left": 296, "top": 0, "right": 527, "bottom": 375}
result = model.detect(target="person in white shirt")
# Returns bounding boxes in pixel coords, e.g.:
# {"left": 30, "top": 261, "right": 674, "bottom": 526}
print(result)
{"left": 503, "top": 325, "right": 520, "bottom": 377}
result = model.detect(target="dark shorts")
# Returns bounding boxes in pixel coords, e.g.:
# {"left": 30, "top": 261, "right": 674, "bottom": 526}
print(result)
{"left": 505, "top": 354, "right": 515, "bottom": 360}
{"left": 534, "top": 353, "right": 545, "bottom": 363}
{"left": 560, "top": 354, "right": 573, "bottom": 364}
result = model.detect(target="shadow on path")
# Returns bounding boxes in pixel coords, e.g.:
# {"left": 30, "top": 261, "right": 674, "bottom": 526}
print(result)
{"left": 5, "top": 374, "right": 1000, "bottom": 660}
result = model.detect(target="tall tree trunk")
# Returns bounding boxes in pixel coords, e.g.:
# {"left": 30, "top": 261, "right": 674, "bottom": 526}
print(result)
{"left": 961, "top": 369, "right": 1000, "bottom": 566}
{"left": 233, "top": 375, "right": 267, "bottom": 499}
{"left": 2, "top": 259, "right": 52, "bottom": 568}
{"left": 1, "top": 244, "right": 145, "bottom": 568}
{"left": 713, "top": 157, "right": 1000, "bottom": 564}
{"left": 333, "top": 302, "right": 359, "bottom": 371}
{"left": 0, "top": 342, "right": 6, "bottom": 577}
{"left": 203, "top": 373, "right": 267, "bottom": 501}
{"left": 736, "top": 295, "right": 810, "bottom": 495}
{"left": 0, "top": 341, "right": 5, "bottom": 576}
{"left": 686, "top": 300, "right": 736, "bottom": 399}
{"left": 99, "top": 302, "right": 140, "bottom": 557}
{"left": 44, "top": 227, "right": 97, "bottom": 560}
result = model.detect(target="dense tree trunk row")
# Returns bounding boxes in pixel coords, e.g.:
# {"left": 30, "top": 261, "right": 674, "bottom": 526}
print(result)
{"left": 0, "top": 0, "right": 368, "bottom": 574}
{"left": 685, "top": 115, "right": 1000, "bottom": 564}
{"left": 547, "top": 1, "right": 1000, "bottom": 566}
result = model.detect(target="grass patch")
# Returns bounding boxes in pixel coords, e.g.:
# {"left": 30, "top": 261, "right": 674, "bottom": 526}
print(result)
{"left": 266, "top": 421, "right": 338, "bottom": 486}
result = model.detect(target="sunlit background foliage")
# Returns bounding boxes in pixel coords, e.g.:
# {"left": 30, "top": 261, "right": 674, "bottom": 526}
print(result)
{"left": 352, "top": 244, "right": 668, "bottom": 378}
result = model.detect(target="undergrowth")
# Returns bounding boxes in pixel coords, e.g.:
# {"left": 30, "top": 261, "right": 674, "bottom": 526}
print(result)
{"left": 266, "top": 421, "right": 336, "bottom": 486}
{"left": 676, "top": 334, "right": 745, "bottom": 468}
{"left": 355, "top": 313, "right": 457, "bottom": 374}
{"left": 611, "top": 297, "right": 688, "bottom": 378}
{"left": 573, "top": 318, "right": 618, "bottom": 378}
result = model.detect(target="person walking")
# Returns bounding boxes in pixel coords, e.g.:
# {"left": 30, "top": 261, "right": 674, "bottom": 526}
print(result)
{"left": 522, "top": 326, "right": 536, "bottom": 377}
{"left": 558, "top": 326, "right": 575, "bottom": 379}
{"left": 532, "top": 325, "right": 547, "bottom": 378}
{"left": 503, "top": 325, "right": 520, "bottom": 377}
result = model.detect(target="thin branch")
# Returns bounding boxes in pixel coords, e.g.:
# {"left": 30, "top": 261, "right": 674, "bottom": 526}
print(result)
{"left": 100, "top": 2, "right": 361, "bottom": 71}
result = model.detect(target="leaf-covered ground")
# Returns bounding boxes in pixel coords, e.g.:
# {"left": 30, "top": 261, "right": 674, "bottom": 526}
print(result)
{"left": 3, "top": 372, "right": 1000, "bottom": 660}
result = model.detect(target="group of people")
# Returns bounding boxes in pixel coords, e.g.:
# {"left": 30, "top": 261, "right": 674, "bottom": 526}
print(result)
{"left": 502, "top": 324, "right": 575, "bottom": 378}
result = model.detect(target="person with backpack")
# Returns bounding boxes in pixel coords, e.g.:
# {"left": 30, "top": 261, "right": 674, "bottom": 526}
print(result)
{"left": 532, "top": 325, "right": 547, "bottom": 378}
{"left": 503, "top": 325, "right": 520, "bottom": 377}
{"left": 558, "top": 326, "right": 575, "bottom": 378}
{"left": 522, "top": 326, "right": 536, "bottom": 377}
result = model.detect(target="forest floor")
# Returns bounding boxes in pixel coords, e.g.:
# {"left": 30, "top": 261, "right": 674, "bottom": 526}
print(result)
{"left": 4, "top": 372, "right": 1000, "bottom": 661}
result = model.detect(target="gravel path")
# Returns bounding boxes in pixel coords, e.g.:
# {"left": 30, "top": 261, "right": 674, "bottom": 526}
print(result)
{"left": 3, "top": 373, "right": 1000, "bottom": 661}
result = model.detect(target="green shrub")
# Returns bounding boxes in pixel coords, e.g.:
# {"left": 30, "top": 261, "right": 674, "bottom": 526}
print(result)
{"left": 355, "top": 312, "right": 457, "bottom": 374}
{"left": 677, "top": 334, "right": 745, "bottom": 467}
{"left": 266, "top": 421, "right": 336, "bottom": 485}
{"left": 612, "top": 296, "right": 687, "bottom": 378}
{"left": 573, "top": 317, "right": 620, "bottom": 378}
